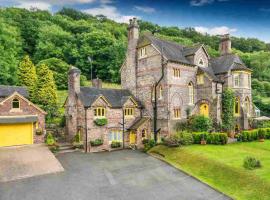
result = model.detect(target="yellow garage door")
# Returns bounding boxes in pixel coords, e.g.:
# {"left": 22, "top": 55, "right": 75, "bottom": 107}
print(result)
{"left": 0, "top": 123, "right": 33, "bottom": 147}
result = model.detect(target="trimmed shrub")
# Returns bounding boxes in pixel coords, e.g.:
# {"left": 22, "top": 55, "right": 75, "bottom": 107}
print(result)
{"left": 238, "top": 129, "right": 259, "bottom": 142}
{"left": 243, "top": 156, "right": 262, "bottom": 170}
{"left": 258, "top": 128, "right": 266, "bottom": 139}
{"left": 94, "top": 118, "right": 108, "bottom": 126}
{"left": 189, "top": 115, "right": 213, "bottom": 132}
{"left": 143, "top": 139, "right": 156, "bottom": 152}
{"left": 111, "top": 141, "right": 121, "bottom": 148}
{"left": 90, "top": 138, "right": 103, "bottom": 146}
{"left": 46, "top": 132, "right": 55, "bottom": 146}
{"left": 192, "top": 132, "right": 227, "bottom": 145}
{"left": 177, "top": 131, "right": 194, "bottom": 145}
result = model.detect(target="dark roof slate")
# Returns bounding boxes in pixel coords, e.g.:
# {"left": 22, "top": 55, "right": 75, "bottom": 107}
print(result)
{"left": 128, "top": 117, "right": 150, "bottom": 130}
{"left": 0, "top": 115, "right": 38, "bottom": 124}
{"left": 78, "top": 87, "right": 140, "bottom": 108}
{"left": 209, "top": 54, "right": 250, "bottom": 74}
{"left": 198, "top": 66, "right": 219, "bottom": 82}
{"left": 0, "top": 85, "right": 29, "bottom": 98}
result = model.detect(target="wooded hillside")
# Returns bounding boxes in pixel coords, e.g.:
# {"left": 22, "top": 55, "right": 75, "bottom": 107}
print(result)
{"left": 0, "top": 7, "right": 270, "bottom": 115}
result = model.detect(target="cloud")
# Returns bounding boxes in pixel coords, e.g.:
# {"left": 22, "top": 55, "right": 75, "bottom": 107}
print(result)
{"left": 190, "top": 0, "right": 229, "bottom": 7}
{"left": 195, "top": 26, "right": 237, "bottom": 35}
{"left": 17, "top": 1, "right": 52, "bottom": 10}
{"left": 83, "top": 5, "right": 138, "bottom": 23}
{"left": 134, "top": 6, "right": 156, "bottom": 13}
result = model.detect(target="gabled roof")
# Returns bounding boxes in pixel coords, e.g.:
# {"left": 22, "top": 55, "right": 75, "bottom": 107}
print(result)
{"left": 78, "top": 87, "right": 141, "bottom": 108}
{"left": 127, "top": 117, "right": 150, "bottom": 130}
{"left": 143, "top": 35, "right": 192, "bottom": 65}
{"left": 210, "top": 54, "right": 251, "bottom": 74}
{"left": 197, "top": 66, "right": 219, "bottom": 82}
{"left": 0, "top": 85, "right": 29, "bottom": 98}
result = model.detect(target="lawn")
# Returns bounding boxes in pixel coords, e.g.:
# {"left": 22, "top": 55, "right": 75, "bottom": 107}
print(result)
{"left": 149, "top": 141, "right": 270, "bottom": 200}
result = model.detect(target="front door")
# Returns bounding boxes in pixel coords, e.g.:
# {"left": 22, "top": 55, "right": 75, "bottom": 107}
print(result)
{"left": 129, "top": 131, "right": 136, "bottom": 144}
{"left": 200, "top": 103, "right": 209, "bottom": 117}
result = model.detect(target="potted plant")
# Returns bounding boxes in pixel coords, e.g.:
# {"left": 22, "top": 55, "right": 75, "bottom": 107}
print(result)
{"left": 36, "top": 128, "right": 43, "bottom": 136}
{"left": 200, "top": 133, "right": 207, "bottom": 145}
{"left": 258, "top": 129, "right": 265, "bottom": 142}
{"left": 111, "top": 141, "right": 121, "bottom": 148}
{"left": 94, "top": 118, "right": 108, "bottom": 126}
{"left": 90, "top": 138, "right": 103, "bottom": 146}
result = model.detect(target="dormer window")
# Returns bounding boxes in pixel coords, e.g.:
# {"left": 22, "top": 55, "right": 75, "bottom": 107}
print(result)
{"left": 139, "top": 47, "right": 147, "bottom": 58}
{"left": 12, "top": 98, "right": 20, "bottom": 109}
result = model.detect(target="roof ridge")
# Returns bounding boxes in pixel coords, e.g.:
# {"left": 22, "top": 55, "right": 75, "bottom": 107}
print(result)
{"left": 80, "top": 86, "right": 127, "bottom": 91}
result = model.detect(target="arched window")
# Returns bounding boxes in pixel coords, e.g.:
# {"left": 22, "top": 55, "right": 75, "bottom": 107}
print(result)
{"left": 159, "top": 85, "right": 163, "bottom": 99}
{"left": 234, "top": 97, "right": 240, "bottom": 116}
{"left": 244, "top": 97, "right": 250, "bottom": 116}
{"left": 188, "top": 82, "right": 194, "bottom": 105}
{"left": 199, "top": 59, "right": 204, "bottom": 66}
{"left": 12, "top": 98, "right": 20, "bottom": 109}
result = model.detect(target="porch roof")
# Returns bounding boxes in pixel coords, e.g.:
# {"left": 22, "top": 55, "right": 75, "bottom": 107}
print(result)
{"left": 127, "top": 117, "right": 150, "bottom": 130}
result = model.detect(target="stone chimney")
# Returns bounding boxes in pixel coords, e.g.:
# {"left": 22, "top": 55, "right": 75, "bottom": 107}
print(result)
{"left": 67, "top": 66, "right": 81, "bottom": 140}
{"left": 219, "top": 34, "right": 231, "bottom": 56}
{"left": 121, "top": 18, "right": 139, "bottom": 97}
{"left": 92, "top": 78, "right": 102, "bottom": 89}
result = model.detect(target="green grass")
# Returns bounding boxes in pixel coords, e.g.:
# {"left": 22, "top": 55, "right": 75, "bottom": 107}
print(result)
{"left": 149, "top": 141, "right": 270, "bottom": 200}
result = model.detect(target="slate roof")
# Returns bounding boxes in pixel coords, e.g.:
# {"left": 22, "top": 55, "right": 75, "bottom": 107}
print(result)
{"left": 78, "top": 87, "right": 140, "bottom": 108}
{"left": 0, "top": 115, "right": 38, "bottom": 124}
{"left": 209, "top": 54, "right": 251, "bottom": 74}
{"left": 128, "top": 117, "right": 150, "bottom": 130}
{"left": 198, "top": 66, "right": 219, "bottom": 82}
{"left": 183, "top": 45, "right": 202, "bottom": 56}
{"left": 0, "top": 85, "right": 29, "bottom": 98}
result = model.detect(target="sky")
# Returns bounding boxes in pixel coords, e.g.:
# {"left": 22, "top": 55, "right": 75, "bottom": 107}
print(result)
{"left": 0, "top": 0, "right": 270, "bottom": 42}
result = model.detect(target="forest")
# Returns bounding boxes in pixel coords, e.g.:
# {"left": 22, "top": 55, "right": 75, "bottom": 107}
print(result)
{"left": 0, "top": 7, "right": 270, "bottom": 116}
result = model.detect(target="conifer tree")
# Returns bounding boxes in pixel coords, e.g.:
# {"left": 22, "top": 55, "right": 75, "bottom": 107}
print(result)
{"left": 35, "top": 64, "right": 58, "bottom": 118}
{"left": 17, "top": 55, "right": 37, "bottom": 99}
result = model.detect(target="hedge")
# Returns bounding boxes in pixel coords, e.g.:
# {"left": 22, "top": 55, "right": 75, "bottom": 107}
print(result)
{"left": 192, "top": 132, "right": 228, "bottom": 145}
{"left": 236, "top": 128, "right": 270, "bottom": 142}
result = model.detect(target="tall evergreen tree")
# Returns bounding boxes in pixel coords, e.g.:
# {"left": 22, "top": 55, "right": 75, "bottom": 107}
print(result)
{"left": 35, "top": 64, "right": 58, "bottom": 118}
{"left": 17, "top": 55, "right": 37, "bottom": 99}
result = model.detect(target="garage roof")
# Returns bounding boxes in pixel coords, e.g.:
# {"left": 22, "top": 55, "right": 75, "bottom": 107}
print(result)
{"left": 0, "top": 116, "right": 38, "bottom": 124}
{"left": 0, "top": 85, "right": 29, "bottom": 98}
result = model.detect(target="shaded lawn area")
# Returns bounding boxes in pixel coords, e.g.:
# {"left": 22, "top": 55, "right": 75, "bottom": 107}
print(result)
{"left": 149, "top": 141, "right": 270, "bottom": 200}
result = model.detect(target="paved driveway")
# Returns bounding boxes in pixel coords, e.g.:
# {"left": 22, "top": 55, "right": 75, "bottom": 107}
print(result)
{"left": 0, "top": 150, "right": 230, "bottom": 200}
{"left": 0, "top": 145, "right": 64, "bottom": 182}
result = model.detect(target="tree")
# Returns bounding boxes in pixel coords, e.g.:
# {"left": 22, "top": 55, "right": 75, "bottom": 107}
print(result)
{"left": 38, "top": 58, "right": 69, "bottom": 90}
{"left": 35, "top": 64, "right": 57, "bottom": 118}
{"left": 17, "top": 55, "right": 37, "bottom": 99}
{"left": 222, "top": 89, "right": 235, "bottom": 133}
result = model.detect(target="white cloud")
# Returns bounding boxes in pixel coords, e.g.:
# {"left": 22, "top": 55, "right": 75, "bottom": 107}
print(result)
{"left": 134, "top": 6, "right": 156, "bottom": 13}
{"left": 190, "top": 0, "right": 229, "bottom": 7}
{"left": 195, "top": 26, "right": 237, "bottom": 35}
{"left": 17, "top": 1, "right": 51, "bottom": 10}
{"left": 83, "top": 5, "right": 138, "bottom": 23}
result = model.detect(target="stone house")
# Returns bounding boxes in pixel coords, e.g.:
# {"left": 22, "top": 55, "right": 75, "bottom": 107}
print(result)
{"left": 0, "top": 85, "right": 46, "bottom": 147}
{"left": 66, "top": 18, "right": 253, "bottom": 152}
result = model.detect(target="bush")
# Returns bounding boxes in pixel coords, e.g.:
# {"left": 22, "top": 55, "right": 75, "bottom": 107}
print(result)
{"left": 258, "top": 128, "right": 266, "bottom": 139}
{"left": 90, "top": 138, "right": 103, "bottom": 146}
{"left": 142, "top": 138, "right": 149, "bottom": 144}
{"left": 46, "top": 132, "right": 55, "bottom": 146}
{"left": 243, "top": 156, "right": 262, "bottom": 170}
{"left": 189, "top": 115, "right": 213, "bottom": 132}
{"left": 163, "top": 134, "right": 180, "bottom": 147}
{"left": 111, "top": 141, "right": 121, "bottom": 148}
{"left": 192, "top": 132, "right": 228, "bottom": 145}
{"left": 143, "top": 139, "right": 156, "bottom": 152}
{"left": 49, "top": 143, "right": 59, "bottom": 153}
{"left": 174, "top": 120, "right": 189, "bottom": 131}
{"left": 94, "top": 118, "right": 108, "bottom": 126}
{"left": 36, "top": 128, "right": 43, "bottom": 135}
{"left": 238, "top": 129, "right": 259, "bottom": 142}
{"left": 177, "top": 131, "right": 194, "bottom": 145}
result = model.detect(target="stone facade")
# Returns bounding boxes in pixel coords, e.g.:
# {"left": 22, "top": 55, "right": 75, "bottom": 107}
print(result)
{"left": 0, "top": 92, "right": 46, "bottom": 143}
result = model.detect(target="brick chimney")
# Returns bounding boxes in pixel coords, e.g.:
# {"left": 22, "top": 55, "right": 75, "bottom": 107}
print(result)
{"left": 219, "top": 34, "right": 231, "bottom": 56}
{"left": 92, "top": 78, "right": 102, "bottom": 89}
{"left": 121, "top": 18, "right": 139, "bottom": 97}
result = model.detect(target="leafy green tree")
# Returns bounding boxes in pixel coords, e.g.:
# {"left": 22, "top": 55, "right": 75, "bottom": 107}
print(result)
{"left": 38, "top": 58, "right": 69, "bottom": 90}
{"left": 35, "top": 64, "right": 57, "bottom": 118}
{"left": 222, "top": 89, "right": 235, "bottom": 132}
{"left": 17, "top": 55, "right": 37, "bottom": 99}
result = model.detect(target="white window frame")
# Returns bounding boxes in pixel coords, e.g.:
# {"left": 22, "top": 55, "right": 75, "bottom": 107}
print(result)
{"left": 139, "top": 47, "right": 147, "bottom": 59}
{"left": 188, "top": 82, "right": 194, "bottom": 105}
{"left": 108, "top": 130, "right": 122, "bottom": 143}
{"left": 234, "top": 73, "right": 240, "bottom": 88}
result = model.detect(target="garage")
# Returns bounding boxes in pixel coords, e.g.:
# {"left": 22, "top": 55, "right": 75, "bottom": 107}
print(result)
{"left": 0, "top": 116, "right": 37, "bottom": 147}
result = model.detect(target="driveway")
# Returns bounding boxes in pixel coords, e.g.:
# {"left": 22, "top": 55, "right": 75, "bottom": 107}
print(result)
{"left": 0, "top": 145, "right": 64, "bottom": 182}
{"left": 0, "top": 150, "right": 230, "bottom": 200}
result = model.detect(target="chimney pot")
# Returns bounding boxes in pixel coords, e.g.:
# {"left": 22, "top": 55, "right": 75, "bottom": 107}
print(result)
{"left": 92, "top": 78, "right": 102, "bottom": 89}
{"left": 219, "top": 34, "right": 231, "bottom": 55}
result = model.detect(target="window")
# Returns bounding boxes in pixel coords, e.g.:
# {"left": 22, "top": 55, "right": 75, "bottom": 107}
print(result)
{"left": 109, "top": 130, "right": 122, "bottom": 142}
{"left": 139, "top": 47, "right": 146, "bottom": 58}
{"left": 197, "top": 74, "right": 204, "bottom": 85}
{"left": 199, "top": 59, "right": 204, "bottom": 66}
{"left": 124, "top": 108, "right": 134, "bottom": 117}
{"left": 174, "top": 108, "right": 181, "bottom": 119}
{"left": 244, "top": 97, "right": 250, "bottom": 116}
{"left": 159, "top": 85, "right": 163, "bottom": 99}
{"left": 142, "top": 129, "right": 146, "bottom": 140}
{"left": 234, "top": 73, "right": 240, "bottom": 87}
{"left": 173, "top": 68, "right": 181, "bottom": 78}
{"left": 12, "top": 98, "right": 20, "bottom": 109}
{"left": 94, "top": 107, "right": 106, "bottom": 117}
{"left": 234, "top": 97, "right": 240, "bottom": 116}
{"left": 188, "top": 82, "right": 194, "bottom": 104}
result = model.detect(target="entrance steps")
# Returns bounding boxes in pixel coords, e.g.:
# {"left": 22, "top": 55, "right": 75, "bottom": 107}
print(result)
{"left": 57, "top": 143, "right": 79, "bottom": 154}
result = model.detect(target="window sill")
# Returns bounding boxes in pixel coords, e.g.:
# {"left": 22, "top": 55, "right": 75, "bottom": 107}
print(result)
{"left": 138, "top": 56, "right": 147, "bottom": 60}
